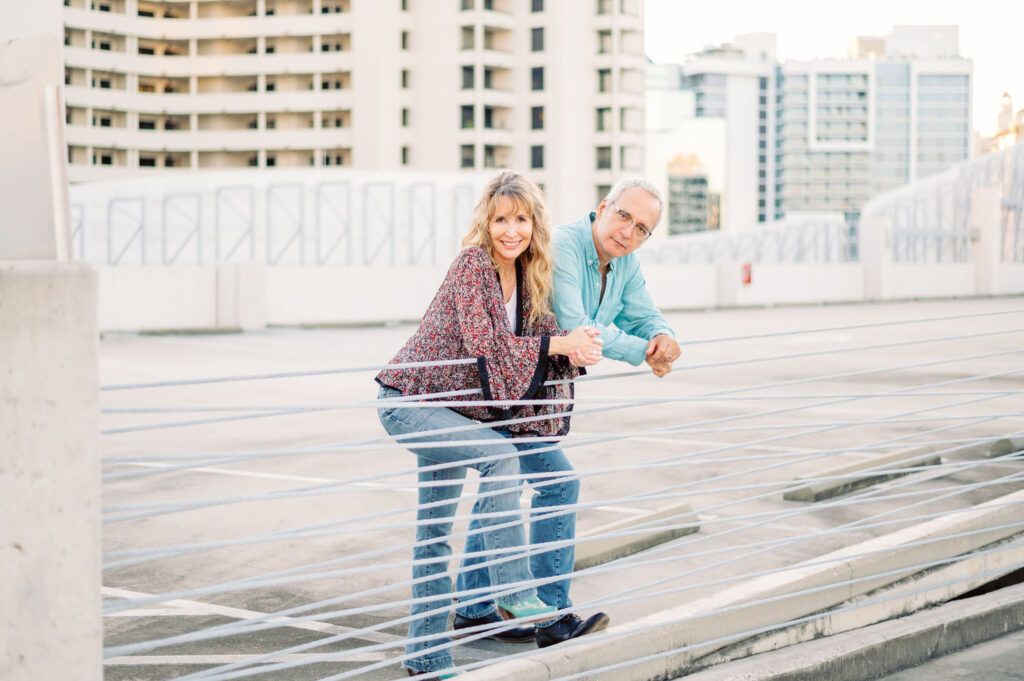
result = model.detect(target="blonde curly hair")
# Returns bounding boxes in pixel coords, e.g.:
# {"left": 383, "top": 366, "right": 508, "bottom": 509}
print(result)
{"left": 461, "top": 170, "right": 553, "bottom": 327}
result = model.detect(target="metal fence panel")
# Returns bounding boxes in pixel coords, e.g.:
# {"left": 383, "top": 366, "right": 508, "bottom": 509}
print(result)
{"left": 106, "top": 197, "right": 145, "bottom": 266}
{"left": 266, "top": 183, "right": 304, "bottom": 266}
{"left": 161, "top": 193, "right": 202, "bottom": 266}
{"left": 215, "top": 186, "right": 255, "bottom": 263}
{"left": 315, "top": 181, "right": 352, "bottom": 266}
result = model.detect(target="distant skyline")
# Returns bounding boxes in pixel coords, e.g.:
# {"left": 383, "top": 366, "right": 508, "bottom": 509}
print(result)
{"left": 644, "top": 0, "right": 1022, "bottom": 136}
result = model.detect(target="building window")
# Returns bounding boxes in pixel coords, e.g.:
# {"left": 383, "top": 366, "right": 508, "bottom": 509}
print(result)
{"left": 401, "top": 107, "right": 410, "bottom": 127}
{"left": 461, "top": 105, "right": 474, "bottom": 129}
{"left": 531, "top": 66, "right": 544, "bottom": 91}
{"left": 267, "top": 118, "right": 276, "bottom": 129}
{"left": 596, "top": 107, "right": 610, "bottom": 131}
{"left": 139, "top": 46, "right": 154, "bottom": 55}
{"left": 266, "top": 44, "right": 275, "bottom": 54}
{"left": 596, "top": 146, "right": 611, "bottom": 169}
{"left": 99, "top": 41, "right": 110, "bottom": 51}
{"left": 462, "top": 65, "right": 474, "bottom": 89}
{"left": 267, "top": 156, "right": 277, "bottom": 167}
{"left": 266, "top": 81, "right": 276, "bottom": 92}
{"left": 531, "top": 27, "right": 544, "bottom": 52}
{"left": 401, "top": 146, "right": 410, "bottom": 165}
{"left": 597, "top": 68, "right": 611, "bottom": 92}
{"left": 99, "top": 116, "right": 111, "bottom": 127}
{"left": 461, "top": 26, "right": 474, "bottom": 50}
{"left": 532, "top": 0, "right": 544, "bottom": 10}
{"left": 248, "top": 156, "right": 258, "bottom": 167}
{"left": 596, "top": 184, "right": 611, "bottom": 204}
{"left": 531, "top": 106, "right": 544, "bottom": 130}
{"left": 531, "top": 145, "right": 544, "bottom": 169}
{"left": 461, "top": 144, "right": 474, "bottom": 169}
{"left": 99, "top": 79, "right": 111, "bottom": 89}
{"left": 401, "top": 0, "right": 408, "bottom": 10}
{"left": 401, "top": 31, "right": 410, "bottom": 50}
{"left": 461, "top": 0, "right": 473, "bottom": 8}
{"left": 99, "top": 154, "right": 112, "bottom": 165}
{"left": 401, "top": 69, "right": 410, "bottom": 88}
{"left": 140, "top": 157, "right": 156, "bottom": 167}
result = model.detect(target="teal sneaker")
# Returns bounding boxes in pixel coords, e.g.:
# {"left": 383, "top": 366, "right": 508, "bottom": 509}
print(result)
{"left": 498, "top": 595, "right": 555, "bottom": 619}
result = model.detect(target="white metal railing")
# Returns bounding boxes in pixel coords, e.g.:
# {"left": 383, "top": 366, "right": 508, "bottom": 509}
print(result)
{"left": 68, "top": 169, "right": 482, "bottom": 267}
{"left": 863, "top": 141, "right": 1024, "bottom": 263}
{"left": 642, "top": 215, "right": 857, "bottom": 265}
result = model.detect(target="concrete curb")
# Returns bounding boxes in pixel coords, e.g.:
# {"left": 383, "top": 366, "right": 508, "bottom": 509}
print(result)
{"left": 573, "top": 503, "right": 699, "bottom": 571}
{"left": 681, "top": 581, "right": 1024, "bottom": 681}
{"left": 458, "top": 489, "right": 1024, "bottom": 680}
{"left": 992, "top": 437, "right": 1024, "bottom": 457}
{"left": 782, "top": 447, "right": 941, "bottom": 502}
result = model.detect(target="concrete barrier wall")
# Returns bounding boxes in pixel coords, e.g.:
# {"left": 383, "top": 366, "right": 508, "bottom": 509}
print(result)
{"left": 95, "top": 258, "right": 1020, "bottom": 332}
{"left": 265, "top": 265, "right": 447, "bottom": 326}
{"left": 716, "top": 262, "right": 864, "bottom": 307}
{"left": 881, "top": 264, "right": 976, "bottom": 300}
{"left": 997, "top": 264, "right": 1024, "bottom": 294}
{"left": 643, "top": 264, "right": 718, "bottom": 310}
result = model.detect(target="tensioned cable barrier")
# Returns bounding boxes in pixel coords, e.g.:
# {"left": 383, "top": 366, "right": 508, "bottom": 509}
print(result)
{"left": 99, "top": 382, "right": 1019, "bottom": 589}
{"left": 101, "top": 346, "right": 1024, "bottom": 478}
{"left": 101, "top": 366, "right": 1024, "bottom": 522}
{"left": 99, "top": 324, "right": 1024, "bottom": 435}
{"left": 98, "top": 306, "right": 1024, "bottom": 680}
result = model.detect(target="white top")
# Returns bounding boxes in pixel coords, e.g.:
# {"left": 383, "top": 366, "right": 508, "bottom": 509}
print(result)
{"left": 505, "top": 284, "right": 517, "bottom": 330}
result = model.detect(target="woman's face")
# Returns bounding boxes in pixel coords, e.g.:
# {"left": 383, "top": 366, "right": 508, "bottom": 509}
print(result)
{"left": 488, "top": 195, "right": 533, "bottom": 268}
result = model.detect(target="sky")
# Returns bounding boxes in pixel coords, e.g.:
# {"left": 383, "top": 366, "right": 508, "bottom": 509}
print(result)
{"left": 644, "top": 0, "right": 1023, "bottom": 136}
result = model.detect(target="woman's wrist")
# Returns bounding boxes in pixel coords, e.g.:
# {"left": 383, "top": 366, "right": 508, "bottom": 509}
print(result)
{"left": 548, "top": 335, "right": 567, "bottom": 356}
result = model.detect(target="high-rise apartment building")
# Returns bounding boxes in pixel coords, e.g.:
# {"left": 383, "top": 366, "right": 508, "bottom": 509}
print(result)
{"left": 650, "top": 26, "right": 972, "bottom": 229}
{"left": 777, "top": 26, "right": 971, "bottom": 222}
{"left": 44, "top": 0, "right": 646, "bottom": 221}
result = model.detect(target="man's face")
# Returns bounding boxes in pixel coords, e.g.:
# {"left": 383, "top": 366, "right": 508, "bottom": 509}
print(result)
{"left": 591, "top": 187, "right": 661, "bottom": 263}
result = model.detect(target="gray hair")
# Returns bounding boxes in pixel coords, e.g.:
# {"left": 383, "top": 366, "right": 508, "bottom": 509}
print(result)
{"left": 603, "top": 178, "right": 664, "bottom": 227}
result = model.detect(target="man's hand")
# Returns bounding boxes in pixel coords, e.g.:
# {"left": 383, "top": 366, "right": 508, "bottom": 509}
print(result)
{"left": 645, "top": 334, "right": 680, "bottom": 378}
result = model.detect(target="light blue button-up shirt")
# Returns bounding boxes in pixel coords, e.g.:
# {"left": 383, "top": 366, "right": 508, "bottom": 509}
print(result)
{"left": 551, "top": 213, "right": 675, "bottom": 366}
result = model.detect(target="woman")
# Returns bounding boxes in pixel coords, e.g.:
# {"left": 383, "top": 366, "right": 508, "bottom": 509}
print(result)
{"left": 376, "top": 170, "right": 602, "bottom": 677}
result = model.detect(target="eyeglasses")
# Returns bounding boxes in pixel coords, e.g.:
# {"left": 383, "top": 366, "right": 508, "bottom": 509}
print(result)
{"left": 610, "top": 203, "right": 653, "bottom": 240}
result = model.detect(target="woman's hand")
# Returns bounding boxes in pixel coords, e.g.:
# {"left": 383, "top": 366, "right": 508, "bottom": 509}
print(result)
{"left": 551, "top": 326, "right": 603, "bottom": 367}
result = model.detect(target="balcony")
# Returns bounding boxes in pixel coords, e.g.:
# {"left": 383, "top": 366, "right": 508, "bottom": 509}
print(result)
{"left": 64, "top": 85, "right": 353, "bottom": 115}
{"left": 62, "top": 7, "right": 352, "bottom": 41}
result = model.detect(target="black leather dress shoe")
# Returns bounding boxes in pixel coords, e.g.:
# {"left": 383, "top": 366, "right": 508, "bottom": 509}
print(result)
{"left": 452, "top": 611, "right": 536, "bottom": 643}
{"left": 534, "top": 612, "right": 610, "bottom": 648}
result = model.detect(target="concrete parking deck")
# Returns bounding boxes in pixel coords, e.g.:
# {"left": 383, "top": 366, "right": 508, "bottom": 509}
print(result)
{"left": 98, "top": 298, "right": 1024, "bottom": 680}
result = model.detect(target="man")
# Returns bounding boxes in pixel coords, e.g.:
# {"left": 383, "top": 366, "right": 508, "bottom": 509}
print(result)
{"left": 553, "top": 178, "right": 680, "bottom": 377}
{"left": 449, "top": 179, "right": 679, "bottom": 650}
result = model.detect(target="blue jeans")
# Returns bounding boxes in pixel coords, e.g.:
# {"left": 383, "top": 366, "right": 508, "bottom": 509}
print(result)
{"left": 377, "top": 385, "right": 537, "bottom": 673}
{"left": 455, "top": 438, "right": 580, "bottom": 624}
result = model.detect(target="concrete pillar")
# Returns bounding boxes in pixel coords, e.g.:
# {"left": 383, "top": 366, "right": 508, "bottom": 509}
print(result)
{"left": 216, "top": 262, "right": 267, "bottom": 330}
{"left": 860, "top": 211, "right": 892, "bottom": 301}
{"left": 0, "top": 261, "right": 100, "bottom": 681}
{"left": 971, "top": 185, "right": 1001, "bottom": 296}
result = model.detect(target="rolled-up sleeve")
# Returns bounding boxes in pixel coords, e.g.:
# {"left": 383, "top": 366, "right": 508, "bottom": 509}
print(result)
{"left": 552, "top": 237, "right": 667, "bottom": 366}
{"left": 613, "top": 267, "right": 675, "bottom": 353}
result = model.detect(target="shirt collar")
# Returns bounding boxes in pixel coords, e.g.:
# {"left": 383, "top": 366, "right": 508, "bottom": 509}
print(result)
{"left": 584, "top": 211, "right": 616, "bottom": 272}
